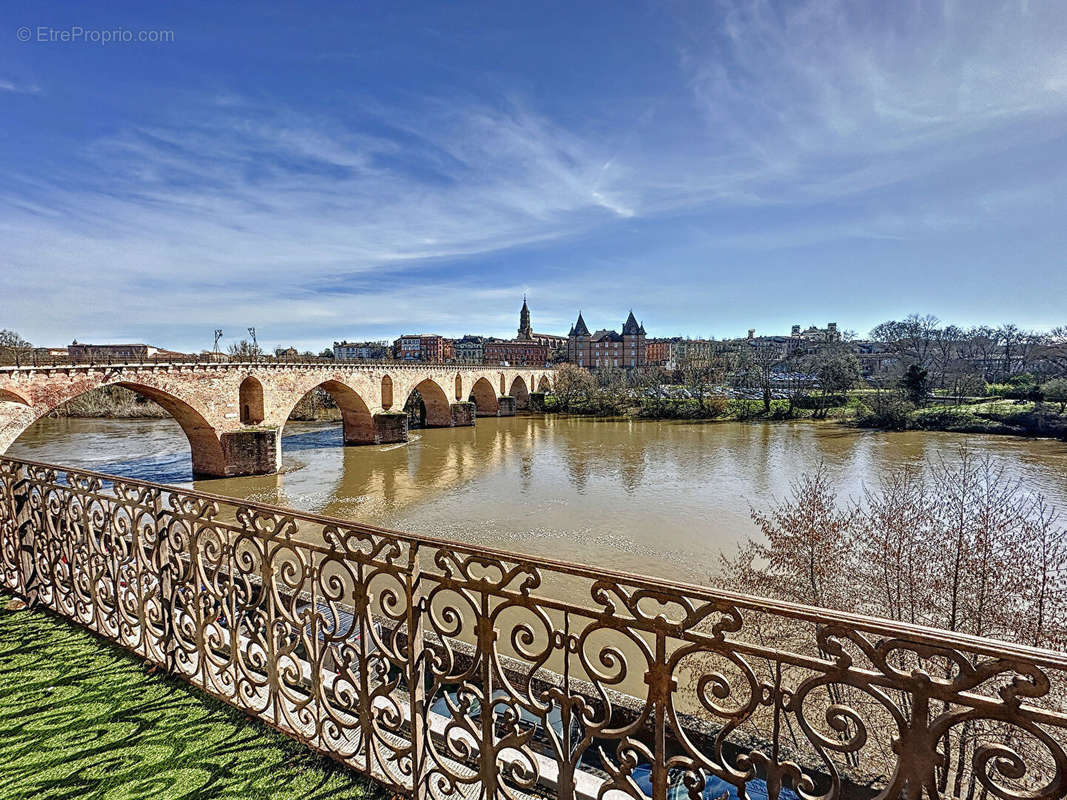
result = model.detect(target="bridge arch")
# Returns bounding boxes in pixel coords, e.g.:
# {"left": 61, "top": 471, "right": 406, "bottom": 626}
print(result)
{"left": 537, "top": 375, "right": 551, "bottom": 393}
{"left": 509, "top": 376, "right": 530, "bottom": 410}
{"left": 455, "top": 374, "right": 463, "bottom": 401}
{"left": 239, "top": 377, "right": 265, "bottom": 424}
{"left": 8, "top": 380, "right": 228, "bottom": 478}
{"left": 405, "top": 378, "right": 452, "bottom": 427}
{"left": 469, "top": 377, "right": 499, "bottom": 416}
{"left": 280, "top": 379, "right": 374, "bottom": 446}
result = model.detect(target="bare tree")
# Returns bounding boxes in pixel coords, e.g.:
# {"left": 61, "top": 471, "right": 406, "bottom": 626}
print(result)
{"left": 227, "top": 339, "right": 263, "bottom": 361}
{"left": 870, "top": 313, "right": 941, "bottom": 372}
{"left": 0, "top": 329, "right": 32, "bottom": 365}
{"left": 678, "top": 346, "right": 736, "bottom": 415}
{"left": 734, "top": 342, "right": 781, "bottom": 414}
{"left": 802, "top": 344, "right": 860, "bottom": 418}
{"left": 551, "top": 363, "right": 596, "bottom": 412}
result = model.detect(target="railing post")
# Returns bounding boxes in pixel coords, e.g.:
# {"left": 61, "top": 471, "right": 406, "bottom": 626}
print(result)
{"left": 12, "top": 465, "right": 39, "bottom": 606}
{"left": 152, "top": 487, "right": 178, "bottom": 673}
{"left": 408, "top": 543, "right": 427, "bottom": 800}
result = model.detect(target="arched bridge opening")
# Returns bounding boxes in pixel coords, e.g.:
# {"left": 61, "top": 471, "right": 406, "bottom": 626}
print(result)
{"left": 239, "top": 377, "right": 265, "bottom": 425}
{"left": 281, "top": 379, "right": 377, "bottom": 451}
{"left": 5, "top": 381, "right": 228, "bottom": 480}
{"left": 405, "top": 378, "right": 452, "bottom": 428}
{"left": 509, "top": 376, "right": 530, "bottom": 410}
{"left": 469, "top": 377, "right": 499, "bottom": 416}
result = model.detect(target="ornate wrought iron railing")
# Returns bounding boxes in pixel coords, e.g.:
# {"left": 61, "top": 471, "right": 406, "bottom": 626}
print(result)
{"left": 1, "top": 455, "right": 1064, "bottom": 800}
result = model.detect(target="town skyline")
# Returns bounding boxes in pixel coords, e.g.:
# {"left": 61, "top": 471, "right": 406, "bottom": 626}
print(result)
{"left": 6, "top": 296, "right": 1059, "bottom": 358}
{"left": 3, "top": 1, "right": 1067, "bottom": 351}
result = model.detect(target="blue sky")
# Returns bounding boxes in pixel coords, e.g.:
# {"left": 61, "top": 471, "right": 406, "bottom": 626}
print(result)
{"left": 2, "top": 1, "right": 1065, "bottom": 353}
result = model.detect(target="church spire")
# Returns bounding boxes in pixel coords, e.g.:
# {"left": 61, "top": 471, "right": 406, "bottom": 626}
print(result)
{"left": 518, "top": 294, "right": 532, "bottom": 339}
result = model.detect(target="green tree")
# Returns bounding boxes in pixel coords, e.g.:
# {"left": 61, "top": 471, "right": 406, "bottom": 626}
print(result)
{"left": 900, "top": 364, "right": 930, "bottom": 406}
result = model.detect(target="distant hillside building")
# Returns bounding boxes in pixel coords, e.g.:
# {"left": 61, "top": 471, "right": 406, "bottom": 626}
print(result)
{"left": 66, "top": 341, "right": 188, "bottom": 361}
{"left": 392, "top": 335, "right": 453, "bottom": 362}
{"left": 454, "top": 335, "right": 486, "bottom": 363}
{"left": 646, "top": 337, "right": 721, "bottom": 370}
{"left": 567, "top": 311, "right": 647, "bottom": 369}
{"left": 333, "top": 340, "right": 389, "bottom": 360}
{"left": 791, "top": 322, "right": 841, "bottom": 343}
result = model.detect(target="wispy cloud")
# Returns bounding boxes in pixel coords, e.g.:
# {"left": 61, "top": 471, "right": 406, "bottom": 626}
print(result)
{"left": 0, "top": 93, "right": 639, "bottom": 346}
{"left": 673, "top": 0, "right": 1067, "bottom": 204}
{"left": 0, "top": 78, "right": 40, "bottom": 94}
{"left": 2, "top": 0, "right": 1066, "bottom": 347}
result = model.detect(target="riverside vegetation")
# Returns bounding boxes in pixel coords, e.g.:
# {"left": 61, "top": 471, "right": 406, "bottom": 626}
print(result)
{"left": 543, "top": 362, "right": 1067, "bottom": 439}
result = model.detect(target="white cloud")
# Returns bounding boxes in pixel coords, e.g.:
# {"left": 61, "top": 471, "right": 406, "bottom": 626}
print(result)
{"left": 3, "top": 1, "right": 1066, "bottom": 347}
{"left": 0, "top": 95, "right": 639, "bottom": 347}
{"left": 0, "top": 79, "right": 40, "bottom": 94}
{"left": 673, "top": 0, "right": 1067, "bottom": 204}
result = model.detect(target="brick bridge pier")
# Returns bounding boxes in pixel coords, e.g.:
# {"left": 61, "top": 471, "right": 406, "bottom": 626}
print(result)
{"left": 0, "top": 362, "right": 555, "bottom": 478}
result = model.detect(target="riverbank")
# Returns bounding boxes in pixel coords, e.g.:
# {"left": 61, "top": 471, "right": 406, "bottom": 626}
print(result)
{"left": 543, "top": 394, "right": 858, "bottom": 422}
{"left": 543, "top": 393, "right": 1067, "bottom": 440}
{"left": 854, "top": 397, "right": 1067, "bottom": 438}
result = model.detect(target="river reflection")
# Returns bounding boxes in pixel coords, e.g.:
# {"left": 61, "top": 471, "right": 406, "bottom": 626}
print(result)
{"left": 10, "top": 415, "right": 1067, "bottom": 586}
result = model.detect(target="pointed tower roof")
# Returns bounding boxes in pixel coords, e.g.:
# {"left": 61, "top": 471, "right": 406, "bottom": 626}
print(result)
{"left": 572, "top": 311, "right": 590, "bottom": 337}
{"left": 622, "top": 310, "right": 641, "bottom": 335}
{"left": 518, "top": 294, "right": 532, "bottom": 338}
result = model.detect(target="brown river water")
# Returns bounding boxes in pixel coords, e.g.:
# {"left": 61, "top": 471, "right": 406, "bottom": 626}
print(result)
{"left": 9, "top": 415, "right": 1067, "bottom": 587}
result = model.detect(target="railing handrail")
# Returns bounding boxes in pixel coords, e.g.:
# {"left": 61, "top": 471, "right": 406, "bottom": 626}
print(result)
{"left": 4, "top": 453, "right": 1063, "bottom": 672}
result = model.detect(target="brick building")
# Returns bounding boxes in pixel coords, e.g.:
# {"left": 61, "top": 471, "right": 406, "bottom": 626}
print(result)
{"left": 646, "top": 337, "right": 722, "bottom": 370}
{"left": 567, "top": 311, "right": 647, "bottom": 369}
{"left": 483, "top": 338, "right": 548, "bottom": 366}
{"left": 392, "top": 335, "right": 453, "bottom": 362}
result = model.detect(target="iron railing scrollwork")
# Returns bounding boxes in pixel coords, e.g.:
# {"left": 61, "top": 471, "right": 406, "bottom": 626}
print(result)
{"left": 1, "top": 454, "right": 1065, "bottom": 800}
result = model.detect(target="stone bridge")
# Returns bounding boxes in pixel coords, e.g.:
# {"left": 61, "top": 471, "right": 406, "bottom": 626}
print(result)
{"left": 0, "top": 362, "right": 556, "bottom": 478}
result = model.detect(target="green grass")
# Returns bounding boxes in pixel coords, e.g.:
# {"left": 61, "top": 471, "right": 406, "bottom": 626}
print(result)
{"left": 0, "top": 595, "right": 385, "bottom": 800}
